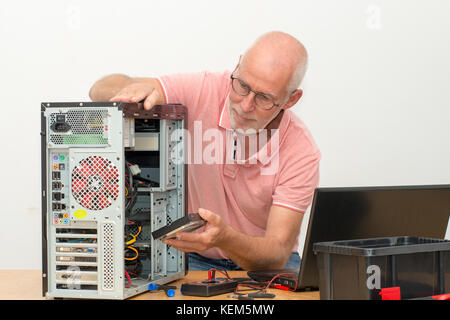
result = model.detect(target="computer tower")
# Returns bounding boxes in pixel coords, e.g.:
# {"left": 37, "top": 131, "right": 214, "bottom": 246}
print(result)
{"left": 40, "top": 102, "right": 187, "bottom": 299}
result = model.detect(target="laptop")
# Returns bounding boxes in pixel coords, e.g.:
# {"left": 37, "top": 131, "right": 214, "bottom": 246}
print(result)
{"left": 248, "top": 184, "right": 450, "bottom": 291}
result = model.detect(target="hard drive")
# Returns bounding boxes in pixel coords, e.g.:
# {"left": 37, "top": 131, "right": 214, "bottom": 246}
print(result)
{"left": 152, "top": 213, "right": 206, "bottom": 241}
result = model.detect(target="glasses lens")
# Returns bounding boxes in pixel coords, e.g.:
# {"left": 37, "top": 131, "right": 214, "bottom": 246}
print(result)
{"left": 231, "top": 76, "right": 275, "bottom": 110}
{"left": 232, "top": 78, "right": 250, "bottom": 96}
{"left": 255, "top": 94, "right": 274, "bottom": 110}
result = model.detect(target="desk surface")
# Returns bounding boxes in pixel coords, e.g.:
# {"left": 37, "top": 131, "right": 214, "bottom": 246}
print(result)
{"left": 0, "top": 270, "right": 319, "bottom": 300}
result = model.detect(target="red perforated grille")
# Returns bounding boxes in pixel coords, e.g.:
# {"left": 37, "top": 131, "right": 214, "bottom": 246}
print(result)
{"left": 71, "top": 156, "right": 119, "bottom": 211}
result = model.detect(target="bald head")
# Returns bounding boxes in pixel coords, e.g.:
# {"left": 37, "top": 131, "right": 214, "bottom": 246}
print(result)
{"left": 240, "top": 31, "right": 308, "bottom": 96}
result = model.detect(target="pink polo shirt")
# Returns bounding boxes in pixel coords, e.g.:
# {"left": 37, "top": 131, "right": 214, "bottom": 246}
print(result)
{"left": 158, "top": 70, "right": 321, "bottom": 260}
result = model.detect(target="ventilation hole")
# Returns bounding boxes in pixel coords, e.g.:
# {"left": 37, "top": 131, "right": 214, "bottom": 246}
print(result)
{"left": 101, "top": 223, "right": 114, "bottom": 290}
{"left": 71, "top": 156, "right": 119, "bottom": 211}
{"left": 49, "top": 110, "right": 108, "bottom": 145}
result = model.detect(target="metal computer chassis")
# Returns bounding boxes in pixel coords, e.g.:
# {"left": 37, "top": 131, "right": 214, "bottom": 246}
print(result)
{"left": 41, "top": 102, "right": 187, "bottom": 299}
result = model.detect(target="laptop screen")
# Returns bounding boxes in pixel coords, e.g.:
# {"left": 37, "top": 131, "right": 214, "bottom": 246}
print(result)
{"left": 298, "top": 185, "right": 450, "bottom": 289}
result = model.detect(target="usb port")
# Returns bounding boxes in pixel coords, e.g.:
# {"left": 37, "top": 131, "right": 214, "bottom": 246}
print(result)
{"left": 52, "top": 172, "right": 61, "bottom": 180}
{"left": 52, "top": 192, "right": 64, "bottom": 201}
{"left": 52, "top": 182, "right": 63, "bottom": 190}
{"left": 52, "top": 203, "right": 62, "bottom": 211}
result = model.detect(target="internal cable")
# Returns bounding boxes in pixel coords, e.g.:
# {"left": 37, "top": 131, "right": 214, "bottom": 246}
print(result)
{"left": 125, "top": 226, "right": 142, "bottom": 245}
{"left": 125, "top": 246, "right": 139, "bottom": 261}
{"left": 124, "top": 270, "right": 132, "bottom": 288}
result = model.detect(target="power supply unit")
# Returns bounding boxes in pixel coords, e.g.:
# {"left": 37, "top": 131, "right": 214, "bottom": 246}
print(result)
{"left": 40, "top": 102, "right": 187, "bottom": 299}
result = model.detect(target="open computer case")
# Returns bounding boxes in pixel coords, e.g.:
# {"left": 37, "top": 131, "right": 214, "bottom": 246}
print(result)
{"left": 41, "top": 101, "right": 187, "bottom": 299}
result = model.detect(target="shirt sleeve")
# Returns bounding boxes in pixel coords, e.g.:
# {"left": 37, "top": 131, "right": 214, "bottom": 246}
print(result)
{"left": 272, "top": 149, "right": 321, "bottom": 213}
{"left": 158, "top": 70, "right": 230, "bottom": 110}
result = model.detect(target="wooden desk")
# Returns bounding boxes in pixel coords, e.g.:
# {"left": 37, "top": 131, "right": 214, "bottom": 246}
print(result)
{"left": 0, "top": 270, "right": 319, "bottom": 300}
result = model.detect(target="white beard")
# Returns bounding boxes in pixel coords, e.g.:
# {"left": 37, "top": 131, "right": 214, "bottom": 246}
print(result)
{"left": 228, "top": 100, "right": 282, "bottom": 135}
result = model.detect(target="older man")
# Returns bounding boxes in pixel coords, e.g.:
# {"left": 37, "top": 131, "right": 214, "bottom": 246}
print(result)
{"left": 89, "top": 31, "right": 321, "bottom": 271}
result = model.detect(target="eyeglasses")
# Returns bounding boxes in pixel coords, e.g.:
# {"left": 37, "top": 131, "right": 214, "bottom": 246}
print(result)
{"left": 230, "top": 74, "right": 281, "bottom": 110}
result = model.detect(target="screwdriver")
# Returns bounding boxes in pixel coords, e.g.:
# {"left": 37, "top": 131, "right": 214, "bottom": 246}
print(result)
{"left": 148, "top": 283, "right": 177, "bottom": 297}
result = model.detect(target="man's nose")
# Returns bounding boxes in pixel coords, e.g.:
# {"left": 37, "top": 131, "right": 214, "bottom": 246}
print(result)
{"left": 240, "top": 92, "right": 256, "bottom": 113}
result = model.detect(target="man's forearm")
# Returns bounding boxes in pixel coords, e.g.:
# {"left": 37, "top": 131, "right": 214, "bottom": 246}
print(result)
{"left": 218, "top": 226, "right": 291, "bottom": 270}
{"left": 89, "top": 74, "right": 134, "bottom": 101}
{"left": 165, "top": 207, "right": 302, "bottom": 270}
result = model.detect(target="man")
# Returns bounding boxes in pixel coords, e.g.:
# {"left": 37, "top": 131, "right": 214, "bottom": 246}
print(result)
{"left": 89, "top": 31, "right": 321, "bottom": 271}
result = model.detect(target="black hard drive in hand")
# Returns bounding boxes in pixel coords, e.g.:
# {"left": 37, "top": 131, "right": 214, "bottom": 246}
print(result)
{"left": 151, "top": 213, "right": 206, "bottom": 241}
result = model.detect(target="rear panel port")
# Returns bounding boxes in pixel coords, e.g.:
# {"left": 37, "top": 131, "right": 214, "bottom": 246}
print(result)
{"left": 52, "top": 172, "right": 61, "bottom": 180}
{"left": 52, "top": 192, "right": 64, "bottom": 201}
{"left": 52, "top": 182, "right": 63, "bottom": 190}
{"left": 50, "top": 119, "right": 71, "bottom": 133}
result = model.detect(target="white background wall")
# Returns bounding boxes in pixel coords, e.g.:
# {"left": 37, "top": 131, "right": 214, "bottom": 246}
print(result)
{"left": 1, "top": 0, "right": 449, "bottom": 269}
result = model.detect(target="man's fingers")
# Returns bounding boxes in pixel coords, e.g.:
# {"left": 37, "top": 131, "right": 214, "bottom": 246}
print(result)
{"left": 109, "top": 83, "right": 154, "bottom": 104}
{"left": 109, "top": 94, "right": 125, "bottom": 101}
{"left": 143, "top": 89, "right": 159, "bottom": 110}
{"left": 198, "top": 208, "right": 219, "bottom": 225}
{"left": 129, "top": 91, "right": 147, "bottom": 103}
{"left": 164, "top": 238, "right": 204, "bottom": 253}
{"left": 110, "top": 91, "right": 133, "bottom": 102}
{"left": 175, "top": 231, "right": 203, "bottom": 242}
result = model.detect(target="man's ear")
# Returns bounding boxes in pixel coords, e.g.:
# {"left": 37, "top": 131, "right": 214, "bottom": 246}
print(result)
{"left": 283, "top": 89, "right": 303, "bottom": 110}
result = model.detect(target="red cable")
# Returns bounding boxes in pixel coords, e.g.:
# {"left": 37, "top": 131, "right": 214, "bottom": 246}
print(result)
{"left": 208, "top": 268, "right": 231, "bottom": 280}
{"left": 124, "top": 270, "right": 132, "bottom": 288}
{"left": 264, "top": 273, "right": 298, "bottom": 291}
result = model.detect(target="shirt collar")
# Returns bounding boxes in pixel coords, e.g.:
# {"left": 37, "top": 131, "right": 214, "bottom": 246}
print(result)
{"left": 218, "top": 94, "right": 290, "bottom": 166}
{"left": 254, "top": 110, "right": 290, "bottom": 166}
{"left": 218, "top": 91, "right": 232, "bottom": 130}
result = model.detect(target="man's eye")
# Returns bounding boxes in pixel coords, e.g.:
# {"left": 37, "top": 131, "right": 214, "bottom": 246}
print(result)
{"left": 258, "top": 94, "right": 271, "bottom": 102}
{"left": 238, "top": 80, "right": 250, "bottom": 90}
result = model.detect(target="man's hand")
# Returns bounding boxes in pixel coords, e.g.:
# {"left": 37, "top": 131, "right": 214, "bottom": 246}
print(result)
{"left": 89, "top": 74, "right": 165, "bottom": 109}
{"left": 163, "top": 208, "right": 230, "bottom": 253}
{"left": 110, "top": 81, "right": 163, "bottom": 110}
{"left": 164, "top": 205, "right": 303, "bottom": 270}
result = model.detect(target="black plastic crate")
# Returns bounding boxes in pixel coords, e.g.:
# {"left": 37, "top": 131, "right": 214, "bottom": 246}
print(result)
{"left": 313, "top": 236, "right": 450, "bottom": 300}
